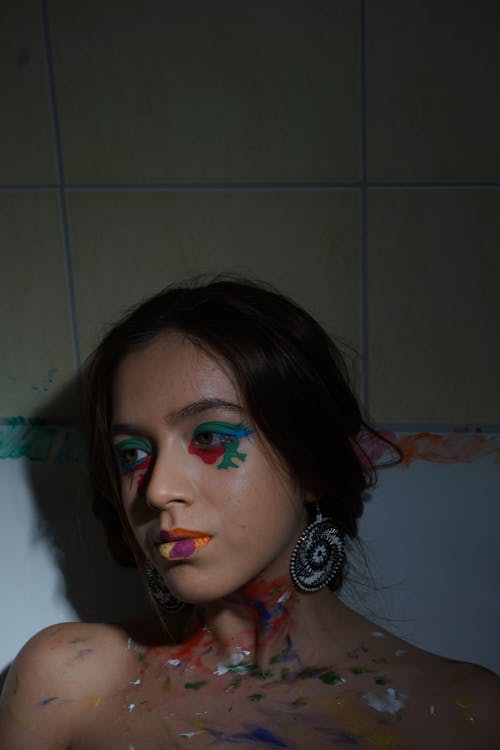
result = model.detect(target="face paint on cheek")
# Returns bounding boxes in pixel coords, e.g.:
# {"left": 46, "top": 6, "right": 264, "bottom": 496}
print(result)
{"left": 135, "top": 465, "right": 150, "bottom": 493}
{"left": 127, "top": 458, "right": 151, "bottom": 492}
{"left": 188, "top": 443, "right": 225, "bottom": 464}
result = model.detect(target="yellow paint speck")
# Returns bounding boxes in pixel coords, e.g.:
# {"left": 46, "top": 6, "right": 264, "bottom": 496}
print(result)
{"left": 7, "top": 705, "right": 29, "bottom": 730}
{"left": 461, "top": 716, "right": 476, "bottom": 727}
{"left": 83, "top": 693, "right": 101, "bottom": 710}
{"left": 454, "top": 697, "right": 471, "bottom": 709}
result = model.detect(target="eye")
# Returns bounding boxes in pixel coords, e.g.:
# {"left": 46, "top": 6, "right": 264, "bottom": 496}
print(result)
{"left": 190, "top": 421, "right": 254, "bottom": 450}
{"left": 191, "top": 429, "right": 234, "bottom": 450}
{"left": 189, "top": 421, "right": 255, "bottom": 469}
{"left": 113, "top": 438, "right": 151, "bottom": 474}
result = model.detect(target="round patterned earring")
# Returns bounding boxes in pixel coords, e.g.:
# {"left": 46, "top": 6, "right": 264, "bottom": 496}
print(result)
{"left": 290, "top": 504, "right": 345, "bottom": 592}
{"left": 144, "top": 560, "right": 184, "bottom": 612}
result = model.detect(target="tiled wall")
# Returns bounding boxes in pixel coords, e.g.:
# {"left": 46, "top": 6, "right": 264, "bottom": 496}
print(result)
{"left": 2, "top": 0, "right": 499, "bottom": 426}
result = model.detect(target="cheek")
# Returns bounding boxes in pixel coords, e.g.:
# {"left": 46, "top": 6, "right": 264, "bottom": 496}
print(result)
{"left": 188, "top": 443, "right": 225, "bottom": 465}
{"left": 121, "top": 460, "right": 151, "bottom": 494}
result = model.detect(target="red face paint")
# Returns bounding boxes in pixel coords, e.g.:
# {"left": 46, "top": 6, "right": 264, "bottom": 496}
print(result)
{"left": 136, "top": 466, "right": 149, "bottom": 493}
{"left": 128, "top": 457, "right": 151, "bottom": 492}
{"left": 188, "top": 443, "right": 225, "bottom": 464}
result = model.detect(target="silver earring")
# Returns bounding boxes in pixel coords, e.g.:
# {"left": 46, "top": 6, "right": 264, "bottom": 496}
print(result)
{"left": 290, "top": 505, "right": 345, "bottom": 592}
{"left": 144, "top": 561, "right": 184, "bottom": 612}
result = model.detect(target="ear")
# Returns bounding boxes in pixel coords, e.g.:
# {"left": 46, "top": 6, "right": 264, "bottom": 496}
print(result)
{"left": 302, "top": 490, "right": 319, "bottom": 521}
{"left": 303, "top": 488, "right": 318, "bottom": 505}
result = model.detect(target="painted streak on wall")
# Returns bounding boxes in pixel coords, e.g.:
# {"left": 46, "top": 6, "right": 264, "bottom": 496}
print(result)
{"left": 0, "top": 418, "right": 84, "bottom": 463}
{"left": 0, "top": 418, "right": 499, "bottom": 466}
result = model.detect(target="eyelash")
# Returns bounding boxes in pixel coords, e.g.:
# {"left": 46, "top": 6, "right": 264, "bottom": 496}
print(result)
{"left": 190, "top": 422, "right": 253, "bottom": 450}
{"left": 114, "top": 439, "right": 151, "bottom": 474}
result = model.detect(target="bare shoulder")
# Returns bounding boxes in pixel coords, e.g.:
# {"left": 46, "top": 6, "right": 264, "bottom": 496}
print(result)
{"left": 335, "top": 606, "right": 500, "bottom": 749}
{"left": 0, "top": 621, "right": 133, "bottom": 749}
{"left": 375, "top": 635, "right": 500, "bottom": 749}
{"left": 413, "top": 654, "right": 500, "bottom": 748}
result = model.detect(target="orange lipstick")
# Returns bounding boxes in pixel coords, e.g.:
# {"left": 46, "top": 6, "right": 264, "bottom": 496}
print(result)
{"left": 159, "top": 528, "right": 212, "bottom": 560}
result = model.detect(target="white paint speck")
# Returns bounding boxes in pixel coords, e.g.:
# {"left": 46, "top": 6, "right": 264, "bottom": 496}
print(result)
{"left": 128, "top": 703, "right": 135, "bottom": 712}
{"left": 127, "top": 638, "right": 132, "bottom": 650}
{"left": 168, "top": 659, "right": 181, "bottom": 667}
{"left": 371, "top": 631, "right": 387, "bottom": 638}
{"left": 131, "top": 678, "right": 141, "bottom": 686}
{"left": 180, "top": 731, "right": 205, "bottom": 739}
{"left": 129, "top": 745, "right": 136, "bottom": 750}
{"left": 363, "top": 687, "right": 408, "bottom": 715}
{"left": 230, "top": 647, "right": 251, "bottom": 665}
{"left": 214, "top": 664, "right": 229, "bottom": 675}
{"left": 277, "top": 591, "right": 291, "bottom": 605}
{"left": 394, "top": 649, "right": 407, "bottom": 657}
{"left": 430, "top": 704, "right": 436, "bottom": 717}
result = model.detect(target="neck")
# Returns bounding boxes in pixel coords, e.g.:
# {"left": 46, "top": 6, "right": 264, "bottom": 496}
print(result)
{"left": 194, "top": 575, "right": 335, "bottom": 671}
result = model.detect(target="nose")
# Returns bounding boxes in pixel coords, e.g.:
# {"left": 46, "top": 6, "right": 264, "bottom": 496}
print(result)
{"left": 144, "top": 442, "right": 195, "bottom": 512}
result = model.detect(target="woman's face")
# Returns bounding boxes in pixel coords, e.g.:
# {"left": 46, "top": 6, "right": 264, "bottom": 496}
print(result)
{"left": 111, "top": 332, "right": 309, "bottom": 604}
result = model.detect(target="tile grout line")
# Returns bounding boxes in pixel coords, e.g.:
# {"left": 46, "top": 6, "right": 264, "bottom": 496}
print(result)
{"left": 359, "top": 0, "right": 370, "bottom": 413}
{"left": 40, "top": 0, "right": 82, "bottom": 377}
{"left": 1, "top": 181, "right": 500, "bottom": 191}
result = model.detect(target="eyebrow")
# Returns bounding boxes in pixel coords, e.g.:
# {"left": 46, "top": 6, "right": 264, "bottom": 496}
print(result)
{"left": 110, "top": 398, "right": 243, "bottom": 437}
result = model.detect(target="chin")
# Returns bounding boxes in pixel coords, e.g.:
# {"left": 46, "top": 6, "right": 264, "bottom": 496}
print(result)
{"left": 165, "top": 567, "right": 237, "bottom": 605}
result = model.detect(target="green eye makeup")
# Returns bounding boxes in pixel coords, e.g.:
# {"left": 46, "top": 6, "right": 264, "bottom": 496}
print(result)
{"left": 189, "top": 421, "right": 254, "bottom": 469}
{"left": 113, "top": 437, "right": 152, "bottom": 474}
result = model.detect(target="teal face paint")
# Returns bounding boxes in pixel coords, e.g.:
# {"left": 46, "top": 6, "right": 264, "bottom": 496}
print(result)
{"left": 188, "top": 421, "right": 254, "bottom": 469}
{"left": 113, "top": 437, "right": 152, "bottom": 475}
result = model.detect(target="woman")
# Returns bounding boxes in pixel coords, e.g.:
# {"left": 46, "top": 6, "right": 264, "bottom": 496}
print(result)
{"left": 1, "top": 278, "right": 499, "bottom": 749}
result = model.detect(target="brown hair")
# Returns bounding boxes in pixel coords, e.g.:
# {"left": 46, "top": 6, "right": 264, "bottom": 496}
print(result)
{"left": 84, "top": 276, "right": 399, "bottom": 590}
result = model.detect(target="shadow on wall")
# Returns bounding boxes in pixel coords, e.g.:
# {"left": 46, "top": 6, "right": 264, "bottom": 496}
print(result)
{"left": 26, "top": 378, "right": 151, "bottom": 625}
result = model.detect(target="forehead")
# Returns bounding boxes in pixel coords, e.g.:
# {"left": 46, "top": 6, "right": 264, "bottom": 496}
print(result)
{"left": 112, "top": 332, "right": 240, "bottom": 419}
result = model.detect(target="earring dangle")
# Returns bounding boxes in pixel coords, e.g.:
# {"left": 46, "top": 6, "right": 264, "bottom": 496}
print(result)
{"left": 144, "top": 560, "right": 184, "bottom": 613}
{"left": 290, "top": 504, "right": 345, "bottom": 592}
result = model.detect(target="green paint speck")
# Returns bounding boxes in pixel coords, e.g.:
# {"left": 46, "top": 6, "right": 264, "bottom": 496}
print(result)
{"left": 351, "top": 666, "right": 375, "bottom": 675}
{"left": 251, "top": 669, "right": 273, "bottom": 680}
{"left": 225, "top": 676, "right": 242, "bottom": 693}
{"left": 70, "top": 637, "right": 88, "bottom": 644}
{"left": 184, "top": 681, "right": 208, "bottom": 691}
{"left": 227, "top": 663, "right": 255, "bottom": 674}
{"left": 319, "top": 671, "right": 342, "bottom": 685}
{"left": 298, "top": 667, "right": 325, "bottom": 679}
{"left": 248, "top": 693, "right": 265, "bottom": 702}
{"left": 280, "top": 667, "right": 290, "bottom": 680}
{"left": 375, "top": 676, "right": 389, "bottom": 685}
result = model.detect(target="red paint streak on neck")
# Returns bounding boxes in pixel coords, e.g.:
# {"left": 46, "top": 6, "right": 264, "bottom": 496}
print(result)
{"left": 188, "top": 443, "right": 225, "bottom": 465}
{"left": 168, "top": 627, "right": 215, "bottom": 668}
{"left": 239, "top": 575, "right": 292, "bottom": 601}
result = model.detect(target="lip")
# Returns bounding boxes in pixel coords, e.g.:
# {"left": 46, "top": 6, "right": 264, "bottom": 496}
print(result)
{"left": 158, "top": 528, "right": 212, "bottom": 561}
{"left": 159, "top": 527, "right": 209, "bottom": 542}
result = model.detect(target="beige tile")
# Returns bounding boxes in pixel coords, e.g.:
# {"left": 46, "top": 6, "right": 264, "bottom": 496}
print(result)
{"left": 368, "top": 189, "right": 500, "bottom": 423}
{"left": 50, "top": 1, "right": 359, "bottom": 183}
{"left": 68, "top": 189, "right": 361, "bottom": 382}
{"left": 366, "top": 1, "right": 500, "bottom": 181}
{"left": 0, "top": 191, "right": 78, "bottom": 418}
{"left": 0, "top": 0, "right": 57, "bottom": 183}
